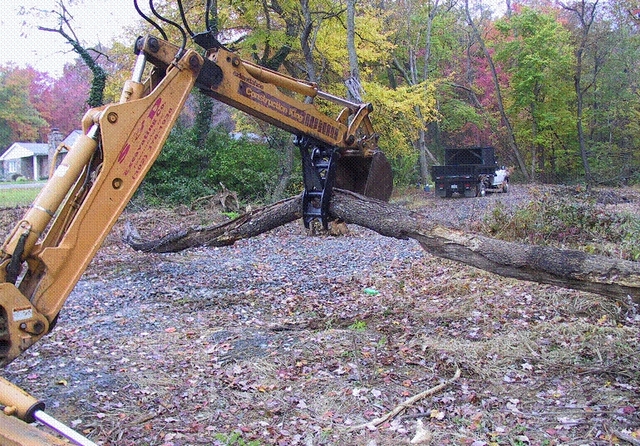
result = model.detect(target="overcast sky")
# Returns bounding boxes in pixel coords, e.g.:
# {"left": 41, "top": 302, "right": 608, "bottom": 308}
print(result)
{"left": 1, "top": 0, "right": 507, "bottom": 78}
{"left": 0, "top": 0, "right": 140, "bottom": 77}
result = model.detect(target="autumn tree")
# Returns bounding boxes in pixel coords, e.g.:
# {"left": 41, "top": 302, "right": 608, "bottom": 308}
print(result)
{"left": 574, "top": 0, "right": 640, "bottom": 184}
{"left": 464, "top": 0, "right": 529, "bottom": 180}
{"left": 0, "top": 63, "right": 87, "bottom": 151}
{"left": 558, "top": 0, "right": 600, "bottom": 187}
{"left": 48, "top": 62, "right": 92, "bottom": 135}
{"left": 384, "top": 0, "right": 452, "bottom": 184}
{"left": 0, "top": 66, "right": 48, "bottom": 150}
{"left": 493, "top": 6, "right": 575, "bottom": 181}
{"left": 314, "top": 0, "right": 438, "bottom": 183}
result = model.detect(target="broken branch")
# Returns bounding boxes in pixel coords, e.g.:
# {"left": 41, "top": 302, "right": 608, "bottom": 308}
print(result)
{"left": 347, "top": 367, "right": 461, "bottom": 431}
{"left": 124, "top": 189, "right": 640, "bottom": 303}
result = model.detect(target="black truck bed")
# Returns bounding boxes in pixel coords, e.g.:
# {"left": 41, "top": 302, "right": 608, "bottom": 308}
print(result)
{"left": 431, "top": 147, "right": 500, "bottom": 198}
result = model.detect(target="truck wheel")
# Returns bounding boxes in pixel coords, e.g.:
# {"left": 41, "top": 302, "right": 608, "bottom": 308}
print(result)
{"left": 476, "top": 182, "right": 486, "bottom": 197}
{"left": 502, "top": 180, "right": 509, "bottom": 193}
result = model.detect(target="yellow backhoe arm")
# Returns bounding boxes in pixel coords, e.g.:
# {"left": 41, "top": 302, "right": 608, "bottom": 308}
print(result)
{"left": 1, "top": 39, "right": 201, "bottom": 366}
{"left": 0, "top": 37, "right": 201, "bottom": 445}
{"left": 0, "top": 24, "right": 392, "bottom": 442}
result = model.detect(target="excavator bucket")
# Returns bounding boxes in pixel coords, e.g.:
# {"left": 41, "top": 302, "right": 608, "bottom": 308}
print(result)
{"left": 335, "top": 151, "right": 393, "bottom": 202}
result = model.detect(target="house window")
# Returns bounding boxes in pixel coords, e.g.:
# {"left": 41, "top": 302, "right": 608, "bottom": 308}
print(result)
{"left": 7, "top": 160, "right": 18, "bottom": 173}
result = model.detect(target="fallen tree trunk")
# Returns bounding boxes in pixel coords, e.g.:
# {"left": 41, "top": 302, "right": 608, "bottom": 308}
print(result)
{"left": 124, "top": 189, "right": 640, "bottom": 303}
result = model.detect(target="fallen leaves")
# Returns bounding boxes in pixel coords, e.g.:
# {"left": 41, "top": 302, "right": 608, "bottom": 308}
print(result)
{"left": 1, "top": 185, "right": 639, "bottom": 445}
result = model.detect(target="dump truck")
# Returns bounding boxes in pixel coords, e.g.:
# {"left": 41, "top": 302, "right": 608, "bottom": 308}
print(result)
{"left": 431, "top": 147, "right": 509, "bottom": 198}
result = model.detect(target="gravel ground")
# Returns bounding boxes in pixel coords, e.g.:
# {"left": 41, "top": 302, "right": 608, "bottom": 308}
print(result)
{"left": 1, "top": 184, "right": 639, "bottom": 445}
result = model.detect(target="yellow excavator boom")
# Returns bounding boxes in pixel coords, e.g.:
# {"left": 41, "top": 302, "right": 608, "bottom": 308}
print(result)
{"left": 0, "top": 6, "right": 393, "bottom": 442}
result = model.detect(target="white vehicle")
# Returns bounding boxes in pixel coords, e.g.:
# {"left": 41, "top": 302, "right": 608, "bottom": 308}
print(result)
{"left": 432, "top": 147, "right": 510, "bottom": 198}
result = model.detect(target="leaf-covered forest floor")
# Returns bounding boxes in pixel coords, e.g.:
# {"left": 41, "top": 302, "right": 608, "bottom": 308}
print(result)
{"left": 1, "top": 184, "right": 639, "bottom": 446}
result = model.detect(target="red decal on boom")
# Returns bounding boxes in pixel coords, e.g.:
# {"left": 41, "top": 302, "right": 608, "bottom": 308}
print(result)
{"left": 117, "top": 143, "right": 131, "bottom": 164}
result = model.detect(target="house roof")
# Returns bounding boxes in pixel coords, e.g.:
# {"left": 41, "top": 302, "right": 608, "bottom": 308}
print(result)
{"left": 62, "top": 130, "right": 82, "bottom": 147}
{"left": 0, "top": 130, "right": 81, "bottom": 162}
{"left": 0, "top": 142, "right": 49, "bottom": 161}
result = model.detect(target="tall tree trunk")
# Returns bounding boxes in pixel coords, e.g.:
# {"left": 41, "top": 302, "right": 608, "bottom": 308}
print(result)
{"left": 192, "top": 0, "right": 221, "bottom": 145}
{"left": 417, "top": 128, "right": 431, "bottom": 184}
{"left": 270, "top": 129, "right": 295, "bottom": 201}
{"left": 346, "top": 0, "right": 362, "bottom": 102}
{"left": 561, "top": 0, "right": 598, "bottom": 188}
{"left": 299, "top": 0, "right": 318, "bottom": 83}
{"left": 416, "top": 1, "right": 440, "bottom": 185}
{"left": 530, "top": 101, "right": 537, "bottom": 181}
{"left": 464, "top": 0, "right": 529, "bottom": 180}
{"left": 416, "top": 116, "right": 439, "bottom": 183}
{"left": 576, "top": 68, "right": 593, "bottom": 186}
{"left": 38, "top": 25, "right": 107, "bottom": 108}
{"left": 208, "top": 0, "right": 219, "bottom": 35}
{"left": 194, "top": 91, "right": 215, "bottom": 147}
{"left": 254, "top": 0, "right": 298, "bottom": 70}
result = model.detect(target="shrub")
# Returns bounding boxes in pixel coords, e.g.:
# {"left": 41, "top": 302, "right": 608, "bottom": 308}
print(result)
{"left": 206, "top": 133, "right": 280, "bottom": 202}
{"left": 141, "top": 126, "right": 280, "bottom": 205}
{"left": 482, "top": 190, "right": 640, "bottom": 260}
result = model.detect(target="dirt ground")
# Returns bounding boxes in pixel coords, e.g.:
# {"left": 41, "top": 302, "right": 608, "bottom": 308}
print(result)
{"left": 1, "top": 185, "right": 639, "bottom": 446}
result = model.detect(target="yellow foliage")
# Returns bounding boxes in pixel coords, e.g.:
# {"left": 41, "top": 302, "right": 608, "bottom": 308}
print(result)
{"left": 362, "top": 81, "right": 439, "bottom": 158}
{"left": 315, "top": 6, "right": 394, "bottom": 76}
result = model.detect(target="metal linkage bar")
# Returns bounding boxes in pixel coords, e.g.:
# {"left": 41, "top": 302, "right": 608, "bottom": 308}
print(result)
{"left": 297, "top": 137, "right": 339, "bottom": 229}
{"left": 33, "top": 410, "right": 98, "bottom": 446}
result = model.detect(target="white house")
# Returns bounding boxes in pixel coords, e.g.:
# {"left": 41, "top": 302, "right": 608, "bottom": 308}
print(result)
{"left": 0, "top": 130, "right": 80, "bottom": 181}
{"left": 0, "top": 142, "right": 50, "bottom": 180}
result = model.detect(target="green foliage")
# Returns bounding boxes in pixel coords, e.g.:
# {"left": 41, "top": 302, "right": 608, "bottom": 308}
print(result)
{"left": 580, "top": 17, "right": 640, "bottom": 186}
{"left": 360, "top": 80, "right": 438, "bottom": 187}
{"left": 207, "top": 133, "right": 280, "bottom": 203}
{"left": 349, "top": 320, "right": 367, "bottom": 331}
{"left": 141, "top": 126, "right": 216, "bottom": 205}
{"left": 363, "top": 80, "right": 439, "bottom": 160}
{"left": 390, "top": 150, "right": 420, "bottom": 187}
{"left": 437, "top": 94, "right": 484, "bottom": 134}
{"left": 214, "top": 431, "right": 261, "bottom": 446}
{"left": 482, "top": 189, "right": 640, "bottom": 261}
{"left": 315, "top": 5, "right": 394, "bottom": 76}
{"left": 492, "top": 7, "right": 575, "bottom": 178}
{"left": 222, "top": 211, "right": 240, "bottom": 220}
{"left": 141, "top": 126, "right": 280, "bottom": 206}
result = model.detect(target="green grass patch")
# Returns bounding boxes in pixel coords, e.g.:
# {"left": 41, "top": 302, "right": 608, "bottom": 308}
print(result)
{"left": 0, "top": 186, "right": 42, "bottom": 208}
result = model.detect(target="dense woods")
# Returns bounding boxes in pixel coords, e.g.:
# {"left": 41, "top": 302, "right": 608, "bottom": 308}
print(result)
{"left": 1, "top": 0, "right": 640, "bottom": 193}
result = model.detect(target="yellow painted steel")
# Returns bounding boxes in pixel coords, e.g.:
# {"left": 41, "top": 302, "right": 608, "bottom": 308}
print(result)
{"left": 0, "top": 32, "right": 393, "bottom": 444}
{"left": 0, "top": 411, "right": 68, "bottom": 446}
{"left": 0, "top": 377, "right": 68, "bottom": 446}
{"left": 0, "top": 376, "right": 43, "bottom": 423}
{"left": 1, "top": 132, "right": 98, "bottom": 260}
{"left": 0, "top": 44, "right": 202, "bottom": 366}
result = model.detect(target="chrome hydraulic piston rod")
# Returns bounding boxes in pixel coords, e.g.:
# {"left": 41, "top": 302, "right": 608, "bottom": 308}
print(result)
{"left": 0, "top": 376, "right": 97, "bottom": 446}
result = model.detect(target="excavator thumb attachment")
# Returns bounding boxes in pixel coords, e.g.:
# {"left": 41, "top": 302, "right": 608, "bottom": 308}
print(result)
{"left": 297, "top": 138, "right": 393, "bottom": 229}
{"left": 335, "top": 151, "right": 393, "bottom": 202}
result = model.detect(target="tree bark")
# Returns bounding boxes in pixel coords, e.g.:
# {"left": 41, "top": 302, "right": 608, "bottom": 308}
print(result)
{"left": 124, "top": 189, "right": 640, "bottom": 303}
{"left": 345, "top": 0, "right": 363, "bottom": 103}
{"left": 560, "top": 0, "right": 598, "bottom": 188}
{"left": 38, "top": 25, "right": 107, "bottom": 107}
